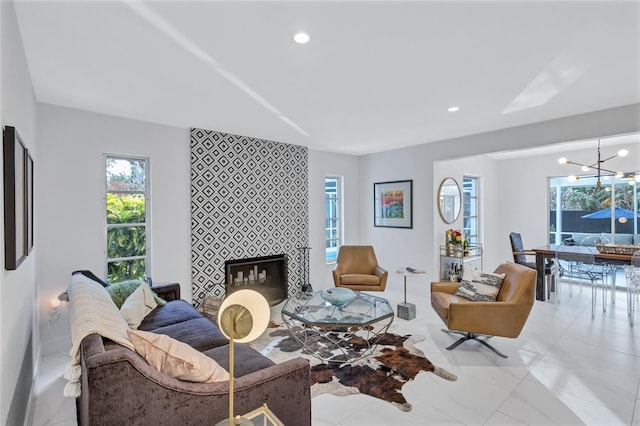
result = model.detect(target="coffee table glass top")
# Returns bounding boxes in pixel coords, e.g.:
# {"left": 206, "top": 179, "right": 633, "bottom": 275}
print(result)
{"left": 281, "top": 291, "right": 393, "bottom": 327}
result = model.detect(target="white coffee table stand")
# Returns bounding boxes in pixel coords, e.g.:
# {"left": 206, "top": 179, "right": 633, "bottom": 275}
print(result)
{"left": 395, "top": 268, "right": 426, "bottom": 320}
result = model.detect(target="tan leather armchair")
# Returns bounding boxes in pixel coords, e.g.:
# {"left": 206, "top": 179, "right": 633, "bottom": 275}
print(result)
{"left": 332, "top": 245, "right": 388, "bottom": 292}
{"left": 430, "top": 262, "right": 536, "bottom": 358}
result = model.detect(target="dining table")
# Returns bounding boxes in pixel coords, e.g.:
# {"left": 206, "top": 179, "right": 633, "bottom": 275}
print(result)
{"left": 532, "top": 244, "right": 635, "bottom": 301}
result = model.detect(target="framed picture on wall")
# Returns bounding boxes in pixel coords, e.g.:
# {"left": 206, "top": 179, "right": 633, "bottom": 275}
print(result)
{"left": 27, "top": 152, "right": 34, "bottom": 253}
{"left": 3, "top": 126, "right": 29, "bottom": 270}
{"left": 373, "top": 180, "right": 413, "bottom": 228}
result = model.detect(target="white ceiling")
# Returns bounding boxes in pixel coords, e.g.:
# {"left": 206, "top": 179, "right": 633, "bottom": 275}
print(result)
{"left": 13, "top": 0, "right": 640, "bottom": 156}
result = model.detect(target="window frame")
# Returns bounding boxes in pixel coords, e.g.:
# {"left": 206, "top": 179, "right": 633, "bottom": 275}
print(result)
{"left": 325, "top": 175, "right": 343, "bottom": 264}
{"left": 463, "top": 175, "right": 479, "bottom": 246}
{"left": 104, "top": 154, "right": 151, "bottom": 282}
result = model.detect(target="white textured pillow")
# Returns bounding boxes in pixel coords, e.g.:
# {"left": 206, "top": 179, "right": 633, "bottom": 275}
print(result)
{"left": 121, "top": 283, "right": 158, "bottom": 329}
{"left": 127, "top": 329, "right": 229, "bottom": 383}
{"left": 455, "top": 269, "right": 506, "bottom": 302}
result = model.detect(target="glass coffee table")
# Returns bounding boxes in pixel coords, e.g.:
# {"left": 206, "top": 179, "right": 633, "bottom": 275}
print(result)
{"left": 281, "top": 291, "right": 394, "bottom": 363}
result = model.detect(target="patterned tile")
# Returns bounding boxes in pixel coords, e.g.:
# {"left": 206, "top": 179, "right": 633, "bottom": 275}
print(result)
{"left": 190, "top": 129, "right": 309, "bottom": 307}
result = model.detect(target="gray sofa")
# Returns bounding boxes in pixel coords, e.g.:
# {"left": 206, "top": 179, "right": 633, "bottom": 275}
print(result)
{"left": 570, "top": 232, "right": 640, "bottom": 246}
{"left": 74, "top": 274, "right": 311, "bottom": 426}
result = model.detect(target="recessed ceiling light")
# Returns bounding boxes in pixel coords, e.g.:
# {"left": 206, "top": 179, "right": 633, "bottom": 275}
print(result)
{"left": 448, "top": 106, "right": 460, "bottom": 112}
{"left": 294, "top": 32, "right": 310, "bottom": 44}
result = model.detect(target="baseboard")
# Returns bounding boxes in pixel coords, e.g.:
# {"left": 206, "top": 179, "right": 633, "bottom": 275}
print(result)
{"left": 23, "top": 343, "right": 40, "bottom": 426}
{"left": 6, "top": 331, "right": 34, "bottom": 426}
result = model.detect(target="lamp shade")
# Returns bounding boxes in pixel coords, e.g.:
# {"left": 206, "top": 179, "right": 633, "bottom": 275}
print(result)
{"left": 217, "top": 289, "right": 269, "bottom": 343}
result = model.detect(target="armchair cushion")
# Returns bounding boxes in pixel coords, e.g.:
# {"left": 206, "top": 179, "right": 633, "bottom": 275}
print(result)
{"left": 340, "top": 274, "right": 381, "bottom": 286}
{"left": 454, "top": 269, "right": 505, "bottom": 302}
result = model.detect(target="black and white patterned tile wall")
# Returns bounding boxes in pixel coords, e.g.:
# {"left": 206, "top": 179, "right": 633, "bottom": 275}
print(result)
{"left": 190, "top": 128, "right": 309, "bottom": 307}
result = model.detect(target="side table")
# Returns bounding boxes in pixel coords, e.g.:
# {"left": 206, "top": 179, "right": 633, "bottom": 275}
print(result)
{"left": 242, "top": 403, "right": 284, "bottom": 426}
{"left": 395, "top": 268, "right": 426, "bottom": 320}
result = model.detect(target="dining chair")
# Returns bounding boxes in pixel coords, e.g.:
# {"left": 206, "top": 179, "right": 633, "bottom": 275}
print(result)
{"left": 624, "top": 250, "right": 640, "bottom": 326}
{"left": 554, "top": 243, "right": 602, "bottom": 318}
{"left": 579, "top": 235, "right": 613, "bottom": 304}
{"left": 509, "top": 232, "right": 554, "bottom": 298}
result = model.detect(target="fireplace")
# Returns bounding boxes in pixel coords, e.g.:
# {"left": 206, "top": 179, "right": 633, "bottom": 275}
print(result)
{"left": 224, "top": 254, "right": 288, "bottom": 305}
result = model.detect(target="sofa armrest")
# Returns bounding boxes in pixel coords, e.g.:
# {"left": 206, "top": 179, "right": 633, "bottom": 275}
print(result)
{"left": 151, "top": 282, "right": 181, "bottom": 301}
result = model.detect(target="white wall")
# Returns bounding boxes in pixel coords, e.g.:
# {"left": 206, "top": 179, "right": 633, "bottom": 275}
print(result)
{"left": 308, "top": 149, "right": 360, "bottom": 290}
{"left": 433, "top": 154, "right": 501, "bottom": 273}
{"left": 495, "top": 141, "right": 640, "bottom": 264}
{"left": 36, "top": 104, "right": 191, "bottom": 356}
{"left": 1, "top": 1, "right": 38, "bottom": 424}
{"left": 359, "top": 104, "right": 640, "bottom": 287}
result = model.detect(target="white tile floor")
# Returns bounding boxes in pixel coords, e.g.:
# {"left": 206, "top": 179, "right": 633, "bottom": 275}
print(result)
{"left": 33, "top": 279, "right": 640, "bottom": 426}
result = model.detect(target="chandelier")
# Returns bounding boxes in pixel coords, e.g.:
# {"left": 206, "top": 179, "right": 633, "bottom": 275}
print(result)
{"left": 558, "top": 140, "right": 629, "bottom": 188}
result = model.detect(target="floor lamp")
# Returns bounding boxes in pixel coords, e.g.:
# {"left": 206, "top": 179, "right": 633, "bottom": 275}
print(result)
{"left": 215, "top": 289, "right": 270, "bottom": 426}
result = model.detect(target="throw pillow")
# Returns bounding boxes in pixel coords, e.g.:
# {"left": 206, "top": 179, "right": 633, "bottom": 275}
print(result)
{"left": 127, "top": 329, "right": 230, "bottom": 383}
{"left": 121, "top": 283, "right": 158, "bottom": 329}
{"left": 455, "top": 269, "right": 506, "bottom": 302}
{"left": 107, "top": 280, "right": 166, "bottom": 308}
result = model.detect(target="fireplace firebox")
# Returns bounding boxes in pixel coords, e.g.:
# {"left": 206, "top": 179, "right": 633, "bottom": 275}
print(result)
{"left": 224, "top": 254, "right": 288, "bottom": 305}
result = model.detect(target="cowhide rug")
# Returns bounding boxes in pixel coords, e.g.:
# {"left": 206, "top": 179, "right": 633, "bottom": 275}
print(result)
{"left": 250, "top": 323, "right": 457, "bottom": 411}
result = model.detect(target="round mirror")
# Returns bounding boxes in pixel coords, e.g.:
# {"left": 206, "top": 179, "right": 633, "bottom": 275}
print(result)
{"left": 438, "top": 178, "right": 461, "bottom": 224}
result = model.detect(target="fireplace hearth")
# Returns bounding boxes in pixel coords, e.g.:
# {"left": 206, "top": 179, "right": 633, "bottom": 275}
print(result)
{"left": 224, "top": 254, "right": 288, "bottom": 305}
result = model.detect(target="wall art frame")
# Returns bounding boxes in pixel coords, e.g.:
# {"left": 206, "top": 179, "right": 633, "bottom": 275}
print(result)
{"left": 3, "top": 125, "right": 29, "bottom": 270}
{"left": 373, "top": 179, "right": 413, "bottom": 229}
{"left": 27, "top": 152, "right": 34, "bottom": 253}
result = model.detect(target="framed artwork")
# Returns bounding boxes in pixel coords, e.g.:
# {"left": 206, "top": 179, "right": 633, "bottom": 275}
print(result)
{"left": 3, "top": 126, "right": 28, "bottom": 270}
{"left": 27, "top": 152, "right": 34, "bottom": 253}
{"left": 373, "top": 180, "right": 413, "bottom": 228}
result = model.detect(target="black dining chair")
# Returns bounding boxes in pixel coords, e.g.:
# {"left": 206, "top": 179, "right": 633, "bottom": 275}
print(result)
{"left": 509, "top": 232, "right": 555, "bottom": 298}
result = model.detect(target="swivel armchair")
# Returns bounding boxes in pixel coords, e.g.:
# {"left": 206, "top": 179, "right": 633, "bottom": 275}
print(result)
{"left": 332, "top": 245, "right": 388, "bottom": 292}
{"left": 430, "top": 262, "right": 536, "bottom": 358}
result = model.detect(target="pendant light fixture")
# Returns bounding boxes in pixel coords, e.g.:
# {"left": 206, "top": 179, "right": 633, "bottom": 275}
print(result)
{"left": 558, "top": 140, "right": 628, "bottom": 188}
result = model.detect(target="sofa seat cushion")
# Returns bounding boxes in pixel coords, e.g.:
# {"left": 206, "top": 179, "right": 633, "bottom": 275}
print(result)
{"left": 204, "top": 344, "right": 275, "bottom": 377}
{"left": 149, "top": 317, "right": 228, "bottom": 352}
{"left": 139, "top": 300, "right": 203, "bottom": 330}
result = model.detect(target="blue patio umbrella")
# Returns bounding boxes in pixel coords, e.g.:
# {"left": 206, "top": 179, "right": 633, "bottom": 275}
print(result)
{"left": 581, "top": 207, "right": 640, "bottom": 219}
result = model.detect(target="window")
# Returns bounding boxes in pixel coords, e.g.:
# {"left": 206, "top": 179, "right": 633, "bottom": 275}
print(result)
{"left": 548, "top": 174, "right": 638, "bottom": 244}
{"left": 463, "top": 176, "right": 479, "bottom": 245}
{"left": 325, "top": 176, "right": 342, "bottom": 263}
{"left": 105, "top": 156, "right": 149, "bottom": 283}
